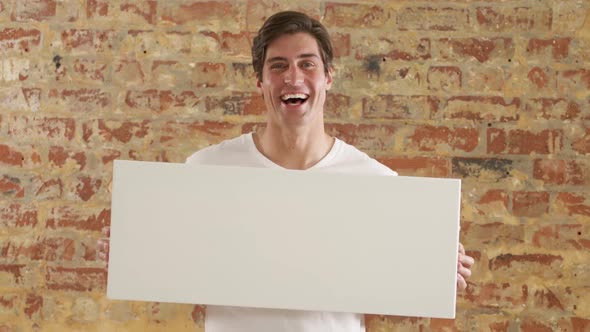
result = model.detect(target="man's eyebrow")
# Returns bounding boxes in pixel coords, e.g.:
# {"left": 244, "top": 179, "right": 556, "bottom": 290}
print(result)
{"left": 266, "top": 53, "right": 320, "bottom": 63}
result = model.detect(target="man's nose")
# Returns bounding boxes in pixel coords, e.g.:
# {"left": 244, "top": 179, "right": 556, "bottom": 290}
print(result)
{"left": 284, "top": 66, "right": 304, "bottom": 85}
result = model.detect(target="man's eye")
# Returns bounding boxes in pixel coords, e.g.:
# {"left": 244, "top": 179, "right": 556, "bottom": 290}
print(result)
{"left": 302, "top": 62, "right": 316, "bottom": 69}
{"left": 270, "top": 64, "right": 286, "bottom": 71}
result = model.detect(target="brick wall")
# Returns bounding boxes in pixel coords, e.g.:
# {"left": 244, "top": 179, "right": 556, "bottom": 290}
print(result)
{"left": 1, "top": 0, "right": 589, "bottom": 331}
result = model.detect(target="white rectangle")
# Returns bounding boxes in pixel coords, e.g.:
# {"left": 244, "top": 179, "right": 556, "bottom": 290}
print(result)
{"left": 107, "top": 160, "right": 461, "bottom": 318}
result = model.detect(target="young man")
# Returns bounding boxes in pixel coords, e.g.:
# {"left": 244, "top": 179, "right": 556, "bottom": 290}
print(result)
{"left": 184, "top": 11, "right": 474, "bottom": 332}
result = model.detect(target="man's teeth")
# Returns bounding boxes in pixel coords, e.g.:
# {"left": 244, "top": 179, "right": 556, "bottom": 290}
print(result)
{"left": 281, "top": 94, "right": 307, "bottom": 101}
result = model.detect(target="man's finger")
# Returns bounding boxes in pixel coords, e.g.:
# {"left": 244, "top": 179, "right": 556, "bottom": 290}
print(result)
{"left": 456, "top": 273, "right": 467, "bottom": 291}
{"left": 101, "top": 226, "right": 110, "bottom": 237}
{"left": 458, "top": 242, "right": 465, "bottom": 255}
{"left": 458, "top": 264, "right": 472, "bottom": 279}
{"left": 459, "top": 254, "right": 475, "bottom": 267}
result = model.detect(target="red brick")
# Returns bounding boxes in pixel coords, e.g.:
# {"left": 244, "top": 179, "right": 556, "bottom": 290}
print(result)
{"left": 324, "top": 3, "right": 389, "bottom": 28}
{"left": 427, "top": 66, "right": 462, "bottom": 92}
{"left": 80, "top": 238, "right": 98, "bottom": 262}
{"left": 159, "top": 120, "right": 238, "bottom": 147}
{"left": 355, "top": 37, "right": 431, "bottom": 61}
{"left": 113, "top": 60, "right": 145, "bottom": 85}
{"left": 489, "top": 253, "right": 562, "bottom": 271}
{"left": 0, "top": 87, "right": 41, "bottom": 112}
{"left": 461, "top": 189, "right": 511, "bottom": 222}
{"left": 325, "top": 123, "right": 396, "bottom": 152}
{"left": 35, "top": 178, "right": 63, "bottom": 200}
{"left": 45, "top": 267, "right": 106, "bottom": 291}
{"left": 478, "top": 189, "right": 509, "bottom": 206}
{"left": 11, "top": 0, "right": 56, "bottom": 22}
{"left": 0, "top": 28, "right": 41, "bottom": 52}
{"left": 331, "top": 33, "right": 350, "bottom": 58}
{"left": 461, "top": 222, "right": 524, "bottom": 246}
{"left": 532, "top": 224, "right": 589, "bottom": 250}
{"left": 191, "top": 62, "right": 226, "bottom": 88}
{"left": 556, "top": 193, "right": 590, "bottom": 217}
{"left": 462, "top": 282, "right": 528, "bottom": 307}
{"left": 48, "top": 146, "right": 86, "bottom": 170}
{"left": 557, "top": 318, "right": 590, "bottom": 332}
{"left": 378, "top": 157, "right": 449, "bottom": 177}
{"left": 60, "top": 29, "right": 116, "bottom": 53}
{"left": 429, "top": 318, "right": 460, "bottom": 331}
{"left": 527, "top": 67, "right": 553, "bottom": 90}
{"left": 487, "top": 128, "right": 562, "bottom": 154}
{"left": 72, "top": 58, "right": 108, "bottom": 82}
{"left": 463, "top": 66, "right": 507, "bottom": 93}
{"left": 409, "top": 125, "right": 479, "bottom": 152}
{"left": 125, "top": 90, "right": 199, "bottom": 113}
{"left": 533, "top": 159, "right": 587, "bottom": 185}
{"left": 0, "top": 175, "right": 25, "bottom": 198}
{"left": 86, "top": 0, "right": 108, "bottom": 18}
{"left": 48, "top": 88, "right": 111, "bottom": 112}
{"left": 121, "top": 1, "right": 156, "bottom": 24}
{"left": 245, "top": 1, "right": 320, "bottom": 32}
{"left": 205, "top": 93, "right": 260, "bottom": 116}
{"left": 397, "top": 6, "right": 469, "bottom": 31}
{"left": 0, "top": 204, "right": 38, "bottom": 228}
{"left": 229, "top": 62, "right": 256, "bottom": 91}
{"left": 572, "top": 128, "right": 590, "bottom": 154}
{"left": 525, "top": 98, "right": 581, "bottom": 120}
{"left": 324, "top": 93, "right": 351, "bottom": 119}
{"left": 512, "top": 192, "right": 550, "bottom": 217}
{"left": 0, "top": 294, "right": 17, "bottom": 313}
{"left": 46, "top": 206, "right": 110, "bottom": 232}
{"left": 99, "top": 149, "right": 122, "bottom": 166}
{"left": 71, "top": 175, "right": 102, "bottom": 202}
{"left": 189, "top": 31, "right": 222, "bottom": 55}
{"left": 0, "top": 264, "right": 26, "bottom": 286}
{"left": 24, "top": 294, "right": 42, "bottom": 320}
{"left": 527, "top": 38, "right": 571, "bottom": 61}
{"left": 6, "top": 116, "right": 75, "bottom": 141}
{"left": 83, "top": 119, "right": 151, "bottom": 144}
{"left": 365, "top": 315, "right": 426, "bottom": 331}
{"left": 476, "top": 6, "right": 552, "bottom": 32}
{"left": 521, "top": 320, "right": 552, "bottom": 332}
{"left": 0, "top": 57, "right": 31, "bottom": 81}
{"left": 161, "top": 1, "right": 236, "bottom": 25}
{"left": 0, "top": 144, "right": 24, "bottom": 166}
{"left": 220, "top": 31, "right": 252, "bottom": 57}
{"left": 435, "top": 96, "right": 520, "bottom": 121}
{"left": 1, "top": 236, "right": 75, "bottom": 261}
{"left": 438, "top": 38, "right": 514, "bottom": 63}
{"left": 558, "top": 69, "right": 590, "bottom": 92}
{"left": 363, "top": 95, "right": 437, "bottom": 120}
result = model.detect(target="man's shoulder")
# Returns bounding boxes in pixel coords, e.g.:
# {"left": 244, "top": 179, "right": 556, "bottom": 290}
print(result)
{"left": 326, "top": 139, "right": 398, "bottom": 176}
{"left": 185, "top": 133, "right": 253, "bottom": 165}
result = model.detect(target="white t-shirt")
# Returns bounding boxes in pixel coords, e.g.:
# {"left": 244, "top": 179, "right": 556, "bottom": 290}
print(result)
{"left": 185, "top": 133, "right": 397, "bottom": 332}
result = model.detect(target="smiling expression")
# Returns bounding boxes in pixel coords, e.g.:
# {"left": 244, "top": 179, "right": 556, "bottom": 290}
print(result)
{"left": 257, "top": 32, "right": 333, "bottom": 129}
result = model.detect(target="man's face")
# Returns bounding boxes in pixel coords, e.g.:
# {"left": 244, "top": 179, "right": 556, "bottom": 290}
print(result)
{"left": 257, "top": 32, "right": 333, "bottom": 129}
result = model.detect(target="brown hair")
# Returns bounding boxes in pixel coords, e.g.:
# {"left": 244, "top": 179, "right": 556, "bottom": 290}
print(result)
{"left": 251, "top": 11, "right": 334, "bottom": 81}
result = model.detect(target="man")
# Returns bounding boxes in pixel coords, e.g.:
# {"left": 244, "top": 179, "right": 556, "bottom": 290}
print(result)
{"left": 102, "top": 10, "right": 474, "bottom": 332}
{"left": 185, "top": 11, "right": 474, "bottom": 332}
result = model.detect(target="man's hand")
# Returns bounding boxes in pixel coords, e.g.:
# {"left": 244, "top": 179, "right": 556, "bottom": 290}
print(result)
{"left": 457, "top": 242, "right": 474, "bottom": 291}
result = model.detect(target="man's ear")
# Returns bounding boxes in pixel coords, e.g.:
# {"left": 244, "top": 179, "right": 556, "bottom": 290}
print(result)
{"left": 256, "top": 79, "right": 263, "bottom": 95}
{"left": 326, "top": 67, "right": 333, "bottom": 91}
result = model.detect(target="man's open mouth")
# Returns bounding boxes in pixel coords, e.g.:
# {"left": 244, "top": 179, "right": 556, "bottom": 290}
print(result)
{"left": 281, "top": 93, "right": 309, "bottom": 105}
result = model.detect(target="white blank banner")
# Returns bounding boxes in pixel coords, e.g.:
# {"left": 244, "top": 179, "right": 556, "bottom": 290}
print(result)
{"left": 107, "top": 160, "right": 461, "bottom": 318}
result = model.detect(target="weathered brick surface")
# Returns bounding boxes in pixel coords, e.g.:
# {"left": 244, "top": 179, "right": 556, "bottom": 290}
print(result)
{"left": 0, "top": 0, "right": 588, "bottom": 330}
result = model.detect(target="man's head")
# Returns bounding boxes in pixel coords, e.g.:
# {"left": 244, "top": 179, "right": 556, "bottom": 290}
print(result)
{"left": 252, "top": 11, "right": 334, "bottom": 82}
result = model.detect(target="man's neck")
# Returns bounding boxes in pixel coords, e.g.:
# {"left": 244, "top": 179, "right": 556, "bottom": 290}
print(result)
{"left": 253, "top": 123, "right": 334, "bottom": 170}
